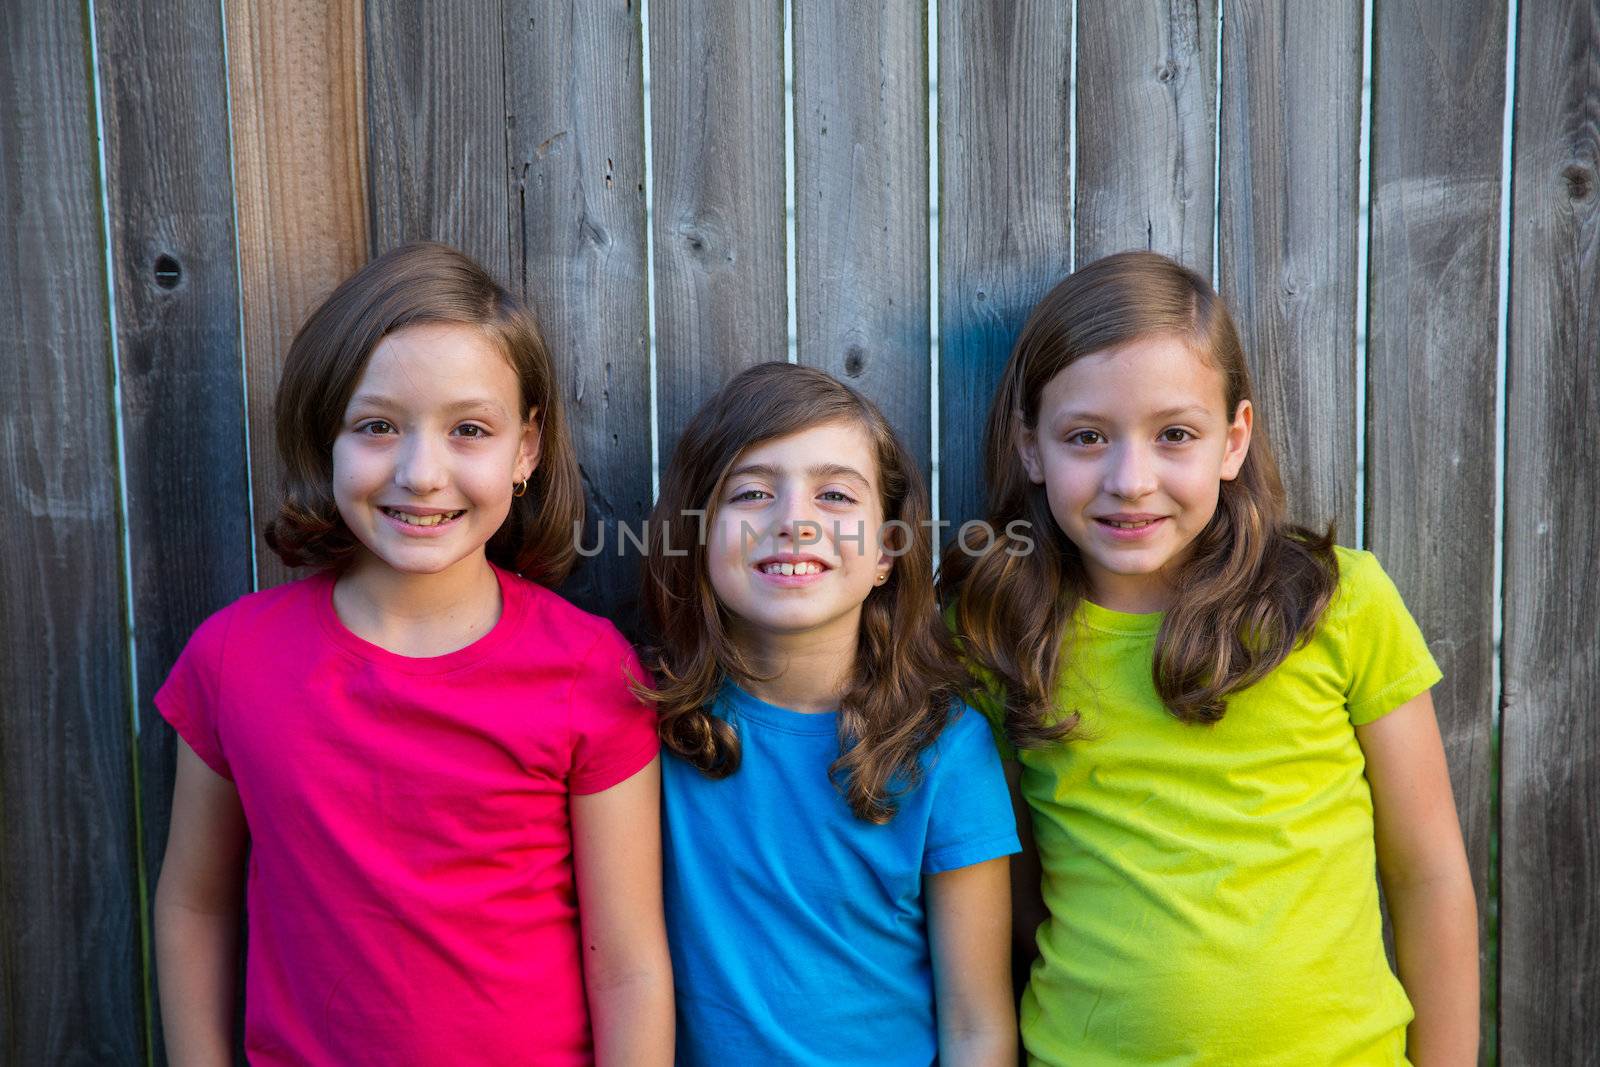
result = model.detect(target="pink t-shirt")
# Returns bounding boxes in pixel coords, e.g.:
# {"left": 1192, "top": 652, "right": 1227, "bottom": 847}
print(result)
{"left": 156, "top": 563, "right": 659, "bottom": 1066}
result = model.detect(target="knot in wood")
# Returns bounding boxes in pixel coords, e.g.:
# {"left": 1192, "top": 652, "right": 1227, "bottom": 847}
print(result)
{"left": 1562, "top": 164, "right": 1593, "bottom": 202}
{"left": 153, "top": 254, "right": 182, "bottom": 290}
{"left": 844, "top": 346, "right": 866, "bottom": 377}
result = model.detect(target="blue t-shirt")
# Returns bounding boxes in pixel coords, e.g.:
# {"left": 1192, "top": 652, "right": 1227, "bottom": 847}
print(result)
{"left": 662, "top": 685, "right": 1020, "bottom": 1065}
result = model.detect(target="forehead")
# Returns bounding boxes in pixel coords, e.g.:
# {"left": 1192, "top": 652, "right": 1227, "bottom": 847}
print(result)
{"left": 727, "top": 420, "right": 879, "bottom": 483}
{"left": 354, "top": 322, "right": 520, "bottom": 405}
{"left": 1039, "top": 332, "right": 1228, "bottom": 420}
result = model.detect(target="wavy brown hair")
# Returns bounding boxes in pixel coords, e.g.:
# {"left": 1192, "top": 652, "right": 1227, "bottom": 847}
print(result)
{"left": 264, "top": 242, "right": 584, "bottom": 585}
{"left": 640, "top": 363, "right": 967, "bottom": 823}
{"left": 941, "top": 250, "right": 1337, "bottom": 741}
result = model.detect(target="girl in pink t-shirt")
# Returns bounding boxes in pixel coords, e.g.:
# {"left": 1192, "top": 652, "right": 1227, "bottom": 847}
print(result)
{"left": 153, "top": 243, "right": 673, "bottom": 1067}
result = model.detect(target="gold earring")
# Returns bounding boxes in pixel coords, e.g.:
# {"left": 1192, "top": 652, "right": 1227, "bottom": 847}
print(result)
{"left": 875, "top": 572, "right": 888, "bottom": 584}
{"left": 513, "top": 477, "right": 529, "bottom": 498}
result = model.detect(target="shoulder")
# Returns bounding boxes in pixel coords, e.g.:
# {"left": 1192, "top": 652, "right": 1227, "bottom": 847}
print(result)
{"left": 182, "top": 572, "right": 328, "bottom": 663}
{"left": 1328, "top": 545, "right": 1408, "bottom": 624}
{"left": 927, "top": 702, "right": 1007, "bottom": 771}
{"left": 503, "top": 569, "right": 636, "bottom": 664}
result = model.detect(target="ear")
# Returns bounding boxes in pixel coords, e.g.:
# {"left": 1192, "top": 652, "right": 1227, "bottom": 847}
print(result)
{"left": 1017, "top": 423, "right": 1046, "bottom": 485}
{"left": 514, "top": 406, "right": 542, "bottom": 483}
{"left": 1220, "top": 399, "right": 1252, "bottom": 481}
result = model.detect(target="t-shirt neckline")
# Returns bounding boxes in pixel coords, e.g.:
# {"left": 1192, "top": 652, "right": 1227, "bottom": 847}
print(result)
{"left": 314, "top": 562, "right": 527, "bottom": 675}
{"left": 721, "top": 683, "right": 839, "bottom": 735}
{"left": 1076, "top": 596, "right": 1164, "bottom": 637}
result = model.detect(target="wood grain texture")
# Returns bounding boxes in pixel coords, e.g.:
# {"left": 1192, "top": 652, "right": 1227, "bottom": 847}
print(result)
{"left": 937, "top": 0, "right": 1072, "bottom": 530}
{"left": 1363, "top": 1, "right": 1507, "bottom": 1054}
{"left": 227, "top": 0, "right": 369, "bottom": 592}
{"left": 648, "top": 0, "right": 788, "bottom": 463}
{"left": 0, "top": 4, "right": 143, "bottom": 1062}
{"left": 93, "top": 0, "right": 257, "bottom": 1059}
{"left": 1075, "top": 0, "right": 1216, "bottom": 273}
{"left": 1217, "top": 0, "right": 1362, "bottom": 534}
{"left": 505, "top": 0, "right": 651, "bottom": 620}
{"left": 365, "top": 0, "right": 509, "bottom": 284}
{"left": 793, "top": 0, "right": 931, "bottom": 473}
{"left": 1500, "top": 2, "right": 1600, "bottom": 1061}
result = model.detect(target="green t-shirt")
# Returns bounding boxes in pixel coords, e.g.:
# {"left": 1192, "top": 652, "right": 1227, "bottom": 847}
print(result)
{"left": 986, "top": 546, "right": 1441, "bottom": 1066}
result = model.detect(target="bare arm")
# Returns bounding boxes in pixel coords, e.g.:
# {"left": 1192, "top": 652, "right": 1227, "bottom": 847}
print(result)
{"left": 154, "top": 739, "right": 248, "bottom": 1067}
{"left": 571, "top": 755, "right": 674, "bottom": 1066}
{"left": 927, "top": 857, "right": 1017, "bottom": 1066}
{"left": 1003, "top": 759, "right": 1046, "bottom": 984}
{"left": 1356, "top": 690, "right": 1479, "bottom": 1066}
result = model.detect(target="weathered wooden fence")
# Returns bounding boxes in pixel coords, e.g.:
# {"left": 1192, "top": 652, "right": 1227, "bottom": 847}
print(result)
{"left": 1, "top": 0, "right": 1594, "bottom": 1063}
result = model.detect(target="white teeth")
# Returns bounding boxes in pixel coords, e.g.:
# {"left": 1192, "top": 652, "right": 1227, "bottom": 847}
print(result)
{"left": 1105, "top": 519, "right": 1155, "bottom": 529}
{"left": 761, "top": 561, "right": 822, "bottom": 576}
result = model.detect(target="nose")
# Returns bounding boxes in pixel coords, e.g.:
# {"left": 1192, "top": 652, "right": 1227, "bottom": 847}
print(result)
{"left": 773, "top": 491, "right": 824, "bottom": 549}
{"left": 1103, "top": 441, "right": 1158, "bottom": 502}
{"left": 394, "top": 433, "right": 449, "bottom": 495}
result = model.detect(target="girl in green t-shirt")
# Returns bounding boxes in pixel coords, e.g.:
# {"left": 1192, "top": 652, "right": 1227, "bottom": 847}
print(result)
{"left": 942, "top": 250, "right": 1478, "bottom": 1066}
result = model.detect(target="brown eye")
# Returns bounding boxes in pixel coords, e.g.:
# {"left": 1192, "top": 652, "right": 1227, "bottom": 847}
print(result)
{"left": 1067, "top": 430, "right": 1104, "bottom": 446}
{"left": 1160, "top": 428, "right": 1194, "bottom": 443}
{"left": 358, "top": 420, "right": 395, "bottom": 436}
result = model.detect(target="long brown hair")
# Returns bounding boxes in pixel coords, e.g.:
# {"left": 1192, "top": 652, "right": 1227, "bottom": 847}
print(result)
{"left": 264, "top": 242, "right": 584, "bottom": 585}
{"left": 641, "top": 363, "right": 967, "bottom": 823}
{"left": 941, "top": 250, "right": 1337, "bottom": 742}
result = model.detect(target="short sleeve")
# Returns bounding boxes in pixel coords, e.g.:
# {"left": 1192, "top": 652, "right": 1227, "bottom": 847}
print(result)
{"left": 1337, "top": 550, "right": 1443, "bottom": 726}
{"left": 153, "top": 608, "right": 235, "bottom": 780}
{"left": 922, "top": 706, "right": 1021, "bottom": 874}
{"left": 567, "top": 628, "right": 660, "bottom": 795}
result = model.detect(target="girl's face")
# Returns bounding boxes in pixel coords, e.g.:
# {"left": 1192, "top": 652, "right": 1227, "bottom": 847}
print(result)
{"left": 331, "top": 322, "right": 539, "bottom": 584}
{"left": 1018, "top": 332, "right": 1252, "bottom": 613}
{"left": 706, "top": 420, "right": 892, "bottom": 649}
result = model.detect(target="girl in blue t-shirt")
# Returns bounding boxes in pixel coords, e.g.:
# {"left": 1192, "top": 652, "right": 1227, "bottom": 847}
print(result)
{"left": 639, "top": 362, "right": 1020, "bottom": 1065}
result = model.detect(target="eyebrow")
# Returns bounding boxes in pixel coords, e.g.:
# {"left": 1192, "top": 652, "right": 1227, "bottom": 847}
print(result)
{"left": 726, "top": 462, "right": 873, "bottom": 486}
{"left": 346, "top": 394, "right": 514, "bottom": 418}
{"left": 1057, "top": 404, "right": 1213, "bottom": 424}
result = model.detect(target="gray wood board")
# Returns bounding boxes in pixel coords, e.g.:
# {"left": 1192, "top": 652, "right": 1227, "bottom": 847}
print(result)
{"left": 794, "top": 0, "right": 932, "bottom": 474}
{"left": 1217, "top": 0, "right": 1362, "bottom": 535}
{"left": 93, "top": 0, "right": 257, "bottom": 1057}
{"left": 0, "top": 3, "right": 143, "bottom": 1061}
{"left": 1364, "top": 1, "right": 1508, "bottom": 1056}
{"left": 506, "top": 0, "right": 653, "bottom": 621}
{"left": 366, "top": 0, "right": 510, "bottom": 284}
{"left": 1075, "top": 0, "right": 1217, "bottom": 274}
{"left": 1500, "top": 1, "right": 1600, "bottom": 1061}
{"left": 937, "top": 0, "right": 1073, "bottom": 530}
{"left": 648, "top": 0, "right": 789, "bottom": 464}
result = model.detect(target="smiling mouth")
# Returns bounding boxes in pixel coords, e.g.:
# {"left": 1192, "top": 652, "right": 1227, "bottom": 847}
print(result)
{"left": 382, "top": 508, "right": 464, "bottom": 527}
{"left": 758, "top": 561, "right": 825, "bottom": 576}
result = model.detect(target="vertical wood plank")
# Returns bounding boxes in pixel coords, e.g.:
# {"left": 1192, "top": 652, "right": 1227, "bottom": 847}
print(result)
{"left": 227, "top": 0, "right": 369, "bottom": 592}
{"left": 649, "top": 0, "right": 787, "bottom": 462}
{"left": 1501, "top": 2, "right": 1600, "bottom": 1060}
{"left": 365, "top": 0, "right": 509, "bottom": 285}
{"left": 1364, "top": 1, "right": 1507, "bottom": 1055}
{"left": 0, "top": 3, "right": 142, "bottom": 1061}
{"left": 793, "top": 0, "right": 931, "bottom": 473}
{"left": 1218, "top": 0, "right": 1362, "bottom": 534}
{"left": 93, "top": 0, "right": 256, "bottom": 1057}
{"left": 937, "top": 0, "right": 1072, "bottom": 530}
{"left": 1075, "top": 0, "right": 1216, "bottom": 273}
{"left": 505, "top": 0, "right": 651, "bottom": 618}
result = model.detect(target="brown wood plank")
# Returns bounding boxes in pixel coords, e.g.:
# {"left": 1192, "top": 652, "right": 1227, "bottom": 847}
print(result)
{"left": 937, "top": 0, "right": 1072, "bottom": 530}
{"left": 505, "top": 0, "right": 652, "bottom": 619}
{"left": 1217, "top": 0, "right": 1362, "bottom": 535}
{"left": 648, "top": 0, "right": 788, "bottom": 462}
{"left": 1501, "top": 1, "right": 1600, "bottom": 1060}
{"left": 365, "top": 0, "right": 509, "bottom": 285}
{"left": 227, "top": 0, "right": 369, "bottom": 592}
{"left": 1364, "top": 1, "right": 1507, "bottom": 1055}
{"left": 0, "top": 3, "right": 143, "bottom": 1061}
{"left": 93, "top": 0, "right": 257, "bottom": 1059}
{"left": 793, "top": 0, "right": 931, "bottom": 473}
{"left": 1075, "top": 0, "right": 1216, "bottom": 273}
